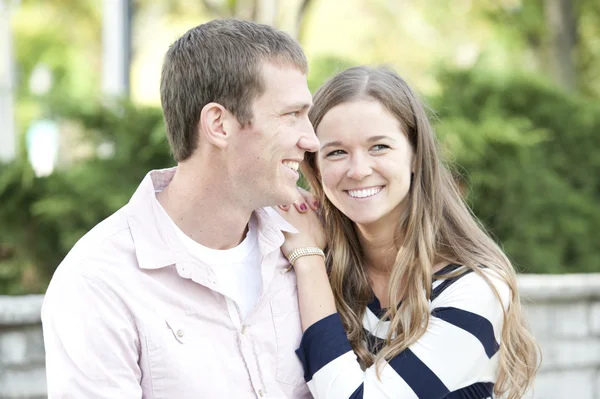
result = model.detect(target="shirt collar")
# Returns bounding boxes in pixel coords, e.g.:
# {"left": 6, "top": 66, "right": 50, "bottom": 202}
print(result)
{"left": 126, "top": 167, "right": 178, "bottom": 270}
{"left": 125, "top": 167, "right": 298, "bottom": 271}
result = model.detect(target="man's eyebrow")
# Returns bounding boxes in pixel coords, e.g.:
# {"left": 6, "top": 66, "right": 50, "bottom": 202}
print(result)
{"left": 281, "top": 102, "right": 312, "bottom": 113}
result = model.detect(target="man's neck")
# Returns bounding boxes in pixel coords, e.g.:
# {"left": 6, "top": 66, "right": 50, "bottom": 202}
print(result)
{"left": 156, "top": 164, "right": 253, "bottom": 250}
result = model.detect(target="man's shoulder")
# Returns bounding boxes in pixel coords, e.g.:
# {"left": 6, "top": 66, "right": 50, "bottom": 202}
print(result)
{"left": 55, "top": 205, "right": 136, "bottom": 279}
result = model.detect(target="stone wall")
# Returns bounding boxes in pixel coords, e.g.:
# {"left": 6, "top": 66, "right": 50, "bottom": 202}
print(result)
{"left": 0, "top": 274, "right": 599, "bottom": 398}
{"left": 0, "top": 295, "right": 45, "bottom": 399}
{"left": 520, "top": 274, "right": 600, "bottom": 399}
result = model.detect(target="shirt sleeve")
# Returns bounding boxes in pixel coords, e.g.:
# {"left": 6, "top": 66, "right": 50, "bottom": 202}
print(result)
{"left": 295, "top": 271, "right": 510, "bottom": 399}
{"left": 41, "top": 270, "right": 143, "bottom": 398}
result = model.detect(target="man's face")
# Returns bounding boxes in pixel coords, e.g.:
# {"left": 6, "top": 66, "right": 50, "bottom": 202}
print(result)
{"left": 230, "top": 62, "right": 319, "bottom": 208}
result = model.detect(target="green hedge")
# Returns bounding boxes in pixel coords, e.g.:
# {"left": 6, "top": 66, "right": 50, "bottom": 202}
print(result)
{"left": 0, "top": 101, "right": 172, "bottom": 294}
{"left": 432, "top": 68, "right": 600, "bottom": 273}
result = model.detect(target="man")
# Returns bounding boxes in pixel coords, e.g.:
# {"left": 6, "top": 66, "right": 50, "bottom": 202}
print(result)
{"left": 41, "top": 19, "right": 319, "bottom": 398}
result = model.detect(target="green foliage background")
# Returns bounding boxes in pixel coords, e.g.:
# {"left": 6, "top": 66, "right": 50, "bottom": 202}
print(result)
{"left": 1, "top": 0, "right": 599, "bottom": 294}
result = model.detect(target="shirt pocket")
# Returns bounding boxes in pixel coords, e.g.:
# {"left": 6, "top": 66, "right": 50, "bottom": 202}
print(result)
{"left": 269, "top": 287, "right": 306, "bottom": 387}
{"left": 143, "top": 316, "right": 225, "bottom": 398}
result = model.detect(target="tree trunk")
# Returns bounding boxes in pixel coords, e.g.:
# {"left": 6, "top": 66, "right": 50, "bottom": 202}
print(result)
{"left": 199, "top": 0, "right": 313, "bottom": 41}
{"left": 543, "top": 0, "right": 578, "bottom": 91}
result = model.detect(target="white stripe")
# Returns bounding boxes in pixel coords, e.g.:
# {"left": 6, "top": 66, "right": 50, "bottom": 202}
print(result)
{"left": 432, "top": 266, "right": 470, "bottom": 290}
{"left": 308, "top": 351, "right": 364, "bottom": 399}
{"left": 364, "top": 362, "right": 419, "bottom": 398}
{"left": 363, "top": 307, "right": 391, "bottom": 339}
{"left": 432, "top": 279, "right": 445, "bottom": 290}
{"left": 430, "top": 271, "right": 509, "bottom": 342}
{"left": 409, "top": 316, "right": 493, "bottom": 391}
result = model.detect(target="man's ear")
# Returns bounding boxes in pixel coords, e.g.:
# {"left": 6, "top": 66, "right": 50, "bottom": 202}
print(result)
{"left": 199, "top": 102, "right": 236, "bottom": 149}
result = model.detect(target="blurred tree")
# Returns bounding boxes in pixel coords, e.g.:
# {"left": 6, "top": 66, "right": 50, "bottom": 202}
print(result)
{"left": 483, "top": 0, "right": 600, "bottom": 96}
{"left": 133, "top": 0, "right": 315, "bottom": 41}
{"left": 432, "top": 66, "right": 600, "bottom": 273}
{"left": 0, "top": 99, "right": 171, "bottom": 294}
{"left": 13, "top": 0, "right": 101, "bottom": 99}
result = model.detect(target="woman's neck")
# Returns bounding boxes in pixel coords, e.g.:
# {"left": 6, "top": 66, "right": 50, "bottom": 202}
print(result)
{"left": 355, "top": 218, "right": 400, "bottom": 275}
{"left": 354, "top": 220, "right": 400, "bottom": 308}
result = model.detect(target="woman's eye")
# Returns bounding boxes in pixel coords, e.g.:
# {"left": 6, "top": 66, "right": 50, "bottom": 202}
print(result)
{"left": 326, "top": 150, "right": 346, "bottom": 157}
{"left": 287, "top": 111, "right": 300, "bottom": 117}
{"left": 371, "top": 144, "right": 390, "bottom": 152}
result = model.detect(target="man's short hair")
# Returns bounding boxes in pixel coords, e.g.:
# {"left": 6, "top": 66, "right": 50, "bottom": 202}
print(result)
{"left": 160, "top": 19, "right": 308, "bottom": 162}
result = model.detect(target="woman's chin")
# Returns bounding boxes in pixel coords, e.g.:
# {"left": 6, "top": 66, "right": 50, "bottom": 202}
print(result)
{"left": 341, "top": 211, "right": 383, "bottom": 227}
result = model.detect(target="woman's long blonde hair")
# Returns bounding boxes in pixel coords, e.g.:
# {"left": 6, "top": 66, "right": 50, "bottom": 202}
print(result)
{"left": 304, "top": 66, "right": 539, "bottom": 399}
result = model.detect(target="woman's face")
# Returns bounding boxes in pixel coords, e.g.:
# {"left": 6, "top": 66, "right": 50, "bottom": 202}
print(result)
{"left": 316, "top": 99, "right": 414, "bottom": 228}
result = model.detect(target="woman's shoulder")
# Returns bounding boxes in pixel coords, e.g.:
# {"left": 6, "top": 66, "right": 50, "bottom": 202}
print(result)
{"left": 431, "top": 264, "right": 511, "bottom": 312}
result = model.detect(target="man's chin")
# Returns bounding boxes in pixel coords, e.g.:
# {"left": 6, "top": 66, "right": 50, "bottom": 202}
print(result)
{"left": 277, "top": 188, "right": 298, "bottom": 207}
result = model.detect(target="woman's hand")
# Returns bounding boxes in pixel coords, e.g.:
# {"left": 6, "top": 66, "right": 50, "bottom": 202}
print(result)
{"left": 276, "top": 188, "right": 336, "bottom": 332}
{"left": 276, "top": 188, "right": 326, "bottom": 259}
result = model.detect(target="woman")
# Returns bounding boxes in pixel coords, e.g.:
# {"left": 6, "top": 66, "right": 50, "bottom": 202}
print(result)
{"left": 277, "top": 66, "right": 539, "bottom": 399}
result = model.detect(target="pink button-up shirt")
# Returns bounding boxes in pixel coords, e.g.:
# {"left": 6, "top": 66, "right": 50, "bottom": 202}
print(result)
{"left": 41, "top": 168, "right": 311, "bottom": 398}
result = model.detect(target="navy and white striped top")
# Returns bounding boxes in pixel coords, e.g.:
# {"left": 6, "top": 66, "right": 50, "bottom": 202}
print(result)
{"left": 295, "top": 265, "right": 510, "bottom": 398}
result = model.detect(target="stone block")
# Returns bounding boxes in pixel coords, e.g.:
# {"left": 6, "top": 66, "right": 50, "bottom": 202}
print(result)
{"left": 0, "top": 295, "right": 44, "bottom": 325}
{"left": 0, "top": 330, "right": 28, "bottom": 366}
{"left": 539, "top": 339, "right": 600, "bottom": 370}
{"left": 549, "top": 302, "right": 590, "bottom": 338}
{"left": 530, "top": 369, "right": 595, "bottom": 399}
{"left": 22, "top": 325, "right": 46, "bottom": 364}
{"left": 0, "top": 366, "right": 47, "bottom": 398}
{"left": 523, "top": 303, "right": 553, "bottom": 339}
{"left": 590, "top": 302, "right": 600, "bottom": 336}
{"left": 0, "top": 326, "right": 45, "bottom": 367}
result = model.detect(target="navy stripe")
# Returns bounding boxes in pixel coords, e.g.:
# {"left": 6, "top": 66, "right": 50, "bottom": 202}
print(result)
{"left": 432, "top": 307, "right": 499, "bottom": 358}
{"left": 367, "top": 295, "right": 388, "bottom": 319}
{"left": 444, "top": 382, "right": 494, "bottom": 398}
{"left": 388, "top": 349, "right": 450, "bottom": 398}
{"left": 433, "top": 263, "right": 464, "bottom": 276}
{"left": 295, "top": 313, "right": 353, "bottom": 381}
{"left": 367, "top": 264, "right": 467, "bottom": 319}
{"left": 348, "top": 383, "right": 364, "bottom": 398}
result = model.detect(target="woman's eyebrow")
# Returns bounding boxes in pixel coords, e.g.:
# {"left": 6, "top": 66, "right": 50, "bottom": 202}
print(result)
{"left": 320, "top": 140, "right": 343, "bottom": 151}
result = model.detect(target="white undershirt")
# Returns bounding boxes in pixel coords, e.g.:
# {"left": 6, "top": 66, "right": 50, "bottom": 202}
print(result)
{"left": 156, "top": 197, "right": 262, "bottom": 320}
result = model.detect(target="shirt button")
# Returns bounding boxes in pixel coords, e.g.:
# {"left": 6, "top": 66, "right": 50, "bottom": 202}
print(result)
{"left": 176, "top": 329, "right": 185, "bottom": 338}
{"left": 258, "top": 389, "right": 265, "bottom": 397}
{"left": 241, "top": 325, "right": 247, "bottom": 334}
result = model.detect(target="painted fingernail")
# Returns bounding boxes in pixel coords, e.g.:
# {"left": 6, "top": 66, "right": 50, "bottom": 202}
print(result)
{"left": 299, "top": 203, "right": 307, "bottom": 211}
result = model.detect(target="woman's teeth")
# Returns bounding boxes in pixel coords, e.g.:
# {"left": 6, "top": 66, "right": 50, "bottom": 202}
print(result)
{"left": 347, "top": 186, "right": 383, "bottom": 198}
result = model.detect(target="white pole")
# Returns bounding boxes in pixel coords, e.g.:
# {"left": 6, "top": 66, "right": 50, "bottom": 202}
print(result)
{"left": 0, "top": 0, "right": 17, "bottom": 163}
{"left": 101, "top": 0, "right": 130, "bottom": 97}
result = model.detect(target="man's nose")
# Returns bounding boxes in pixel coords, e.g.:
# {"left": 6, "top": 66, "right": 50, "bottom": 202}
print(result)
{"left": 297, "top": 121, "right": 320, "bottom": 153}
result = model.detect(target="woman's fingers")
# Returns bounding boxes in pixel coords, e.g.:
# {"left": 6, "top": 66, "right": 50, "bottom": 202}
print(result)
{"left": 278, "top": 187, "right": 319, "bottom": 213}
{"left": 297, "top": 187, "right": 319, "bottom": 211}
{"left": 293, "top": 201, "right": 308, "bottom": 213}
